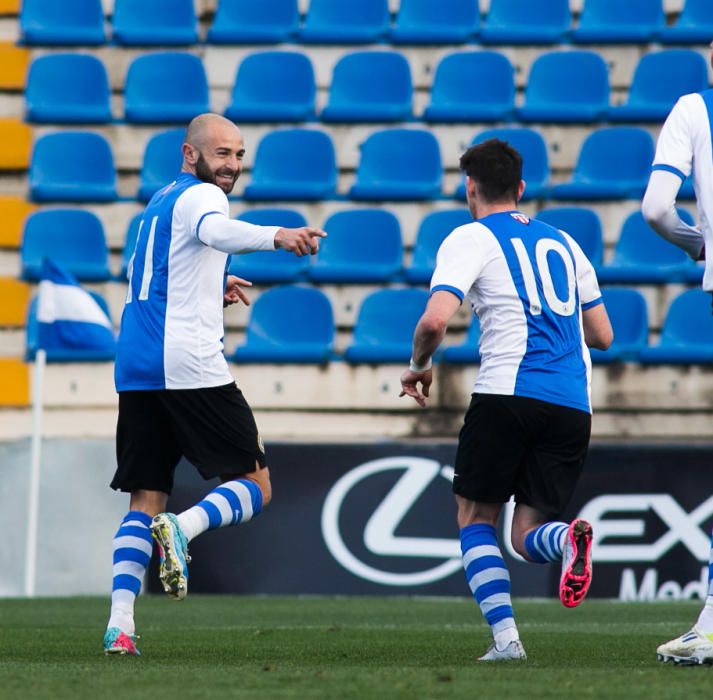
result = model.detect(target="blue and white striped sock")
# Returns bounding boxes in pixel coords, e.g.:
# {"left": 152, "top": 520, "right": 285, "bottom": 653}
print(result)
{"left": 461, "top": 523, "right": 518, "bottom": 648}
{"left": 176, "top": 479, "right": 263, "bottom": 542}
{"left": 107, "top": 511, "right": 153, "bottom": 636}
{"left": 696, "top": 531, "right": 713, "bottom": 635}
{"left": 524, "top": 522, "right": 569, "bottom": 563}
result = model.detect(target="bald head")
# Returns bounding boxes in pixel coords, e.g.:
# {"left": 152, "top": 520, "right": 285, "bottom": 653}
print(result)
{"left": 182, "top": 113, "right": 245, "bottom": 194}
{"left": 186, "top": 113, "right": 240, "bottom": 150}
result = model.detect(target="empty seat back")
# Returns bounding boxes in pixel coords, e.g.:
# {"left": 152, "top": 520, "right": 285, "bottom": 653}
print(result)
{"left": 225, "top": 51, "right": 315, "bottom": 123}
{"left": 21, "top": 208, "right": 110, "bottom": 281}
{"left": 26, "top": 53, "right": 111, "bottom": 123}
{"left": 350, "top": 129, "right": 442, "bottom": 201}
{"left": 322, "top": 51, "right": 412, "bottom": 123}
{"left": 244, "top": 129, "right": 337, "bottom": 201}
{"left": 30, "top": 131, "right": 117, "bottom": 202}
{"left": 113, "top": 0, "right": 198, "bottom": 45}
{"left": 207, "top": 0, "right": 299, "bottom": 44}
{"left": 124, "top": 52, "right": 209, "bottom": 124}
{"left": 20, "top": 0, "right": 105, "bottom": 45}
{"left": 299, "top": 0, "right": 389, "bottom": 43}
{"left": 309, "top": 209, "right": 403, "bottom": 283}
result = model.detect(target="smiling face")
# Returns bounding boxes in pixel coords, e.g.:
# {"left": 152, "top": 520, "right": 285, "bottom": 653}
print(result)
{"left": 182, "top": 115, "right": 245, "bottom": 194}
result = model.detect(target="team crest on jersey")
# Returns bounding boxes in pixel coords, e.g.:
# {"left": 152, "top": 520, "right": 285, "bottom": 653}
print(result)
{"left": 510, "top": 213, "right": 530, "bottom": 224}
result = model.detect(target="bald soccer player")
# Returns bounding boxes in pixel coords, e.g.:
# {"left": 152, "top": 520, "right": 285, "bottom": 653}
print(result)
{"left": 103, "top": 115, "right": 326, "bottom": 655}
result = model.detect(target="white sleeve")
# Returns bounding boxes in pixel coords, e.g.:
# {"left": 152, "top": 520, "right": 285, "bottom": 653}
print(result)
{"left": 179, "top": 183, "right": 278, "bottom": 254}
{"left": 562, "top": 232, "right": 602, "bottom": 309}
{"left": 641, "top": 170, "right": 703, "bottom": 259}
{"left": 429, "top": 225, "right": 485, "bottom": 302}
{"left": 652, "top": 96, "right": 694, "bottom": 180}
{"left": 199, "top": 215, "right": 279, "bottom": 254}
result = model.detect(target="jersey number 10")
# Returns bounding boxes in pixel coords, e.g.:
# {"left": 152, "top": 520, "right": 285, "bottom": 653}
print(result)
{"left": 511, "top": 238, "right": 576, "bottom": 317}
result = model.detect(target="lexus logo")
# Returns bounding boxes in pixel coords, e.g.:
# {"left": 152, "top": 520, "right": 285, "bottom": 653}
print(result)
{"left": 321, "top": 457, "right": 462, "bottom": 586}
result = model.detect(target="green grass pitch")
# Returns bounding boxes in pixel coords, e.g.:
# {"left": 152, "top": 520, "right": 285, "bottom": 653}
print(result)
{"left": 0, "top": 596, "right": 710, "bottom": 699}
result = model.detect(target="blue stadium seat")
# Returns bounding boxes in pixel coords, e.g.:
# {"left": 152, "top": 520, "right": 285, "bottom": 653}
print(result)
{"left": 321, "top": 52, "right": 413, "bottom": 123}
{"left": 25, "top": 54, "right": 111, "bottom": 124}
{"left": 639, "top": 289, "right": 713, "bottom": 364}
{"left": 298, "top": 0, "right": 389, "bottom": 44}
{"left": 345, "top": 288, "right": 429, "bottom": 363}
{"left": 124, "top": 53, "right": 209, "bottom": 124}
{"left": 423, "top": 52, "right": 515, "bottom": 123}
{"left": 442, "top": 317, "right": 481, "bottom": 364}
{"left": 30, "top": 132, "right": 117, "bottom": 203}
{"left": 456, "top": 128, "right": 550, "bottom": 201}
{"left": 405, "top": 209, "right": 473, "bottom": 284}
{"left": 549, "top": 128, "right": 654, "bottom": 200}
{"left": 480, "top": 0, "right": 570, "bottom": 45}
{"left": 231, "top": 286, "right": 334, "bottom": 363}
{"left": 609, "top": 51, "right": 708, "bottom": 122}
{"left": 243, "top": 129, "right": 337, "bottom": 201}
{"left": 228, "top": 208, "right": 310, "bottom": 283}
{"left": 138, "top": 128, "right": 185, "bottom": 202}
{"left": 659, "top": 0, "right": 713, "bottom": 44}
{"left": 572, "top": 0, "right": 664, "bottom": 44}
{"left": 112, "top": 0, "right": 198, "bottom": 45}
{"left": 21, "top": 209, "right": 110, "bottom": 282}
{"left": 535, "top": 207, "right": 603, "bottom": 268}
{"left": 588, "top": 288, "right": 648, "bottom": 364}
{"left": 26, "top": 290, "right": 115, "bottom": 362}
{"left": 517, "top": 51, "right": 609, "bottom": 123}
{"left": 207, "top": 0, "right": 299, "bottom": 44}
{"left": 350, "top": 129, "right": 442, "bottom": 201}
{"left": 598, "top": 209, "right": 698, "bottom": 284}
{"left": 389, "top": 0, "right": 480, "bottom": 44}
{"left": 309, "top": 209, "right": 403, "bottom": 283}
{"left": 20, "top": 0, "right": 105, "bottom": 45}
{"left": 120, "top": 213, "right": 142, "bottom": 279}
{"left": 225, "top": 51, "right": 315, "bottom": 123}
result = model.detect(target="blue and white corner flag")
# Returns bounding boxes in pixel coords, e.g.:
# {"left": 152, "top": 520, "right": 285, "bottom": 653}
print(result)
{"left": 36, "top": 260, "right": 116, "bottom": 358}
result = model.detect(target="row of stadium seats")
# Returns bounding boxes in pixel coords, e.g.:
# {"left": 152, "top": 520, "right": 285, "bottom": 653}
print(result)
{"left": 18, "top": 0, "right": 713, "bottom": 47}
{"left": 23, "top": 49, "right": 709, "bottom": 125}
{"left": 18, "top": 125, "right": 677, "bottom": 203}
{"left": 20, "top": 285, "right": 713, "bottom": 365}
{"left": 14, "top": 206, "right": 703, "bottom": 286}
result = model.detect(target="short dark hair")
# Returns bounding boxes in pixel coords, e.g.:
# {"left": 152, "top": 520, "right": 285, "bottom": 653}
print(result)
{"left": 459, "top": 138, "right": 523, "bottom": 203}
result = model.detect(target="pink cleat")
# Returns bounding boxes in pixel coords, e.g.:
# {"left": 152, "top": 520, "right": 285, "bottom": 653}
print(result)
{"left": 103, "top": 627, "right": 141, "bottom": 656}
{"left": 559, "top": 519, "right": 593, "bottom": 608}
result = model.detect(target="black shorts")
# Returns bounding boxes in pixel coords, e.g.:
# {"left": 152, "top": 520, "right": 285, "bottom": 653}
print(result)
{"left": 453, "top": 393, "right": 591, "bottom": 518}
{"left": 111, "top": 382, "right": 266, "bottom": 494}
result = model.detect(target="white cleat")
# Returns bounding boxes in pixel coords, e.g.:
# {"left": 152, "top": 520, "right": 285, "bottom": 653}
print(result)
{"left": 657, "top": 627, "right": 713, "bottom": 665}
{"left": 477, "top": 640, "right": 527, "bottom": 662}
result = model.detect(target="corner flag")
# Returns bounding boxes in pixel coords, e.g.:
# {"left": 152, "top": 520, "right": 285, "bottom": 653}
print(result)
{"left": 36, "top": 260, "right": 115, "bottom": 358}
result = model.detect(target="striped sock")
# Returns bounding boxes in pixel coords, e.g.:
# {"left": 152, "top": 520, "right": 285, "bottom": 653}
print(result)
{"left": 524, "top": 522, "right": 569, "bottom": 563}
{"left": 461, "top": 523, "right": 518, "bottom": 648}
{"left": 107, "top": 511, "right": 153, "bottom": 636}
{"left": 176, "top": 478, "right": 263, "bottom": 542}
{"left": 696, "top": 532, "right": 713, "bottom": 635}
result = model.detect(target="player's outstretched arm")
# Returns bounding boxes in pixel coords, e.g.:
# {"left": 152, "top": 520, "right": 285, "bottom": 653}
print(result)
{"left": 274, "top": 227, "right": 327, "bottom": 257}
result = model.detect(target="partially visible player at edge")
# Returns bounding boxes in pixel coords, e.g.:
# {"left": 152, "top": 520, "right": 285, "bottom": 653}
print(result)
{"left": 400, "top": 139, "right": 613, "bottom": 661}
{"left": 641, "top": 40, "right": 713, "bottom": 667}
{"left": 103, "top": 114, "right": 326, "bottom": 656}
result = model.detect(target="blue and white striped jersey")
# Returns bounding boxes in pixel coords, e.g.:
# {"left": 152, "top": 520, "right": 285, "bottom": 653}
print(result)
{"left": 652, "top": 89, "right": 713, "bottom": 289}
{"left": 115, "top": 173, "right": 277, "bottom": 391}
{"left": 431, "top": 211, "right": 603, "bottom": 413}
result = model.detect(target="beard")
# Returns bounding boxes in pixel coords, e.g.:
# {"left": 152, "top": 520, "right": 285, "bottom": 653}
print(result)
{"left": 195, "top": 152, "right": 239, "bottom": 194}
